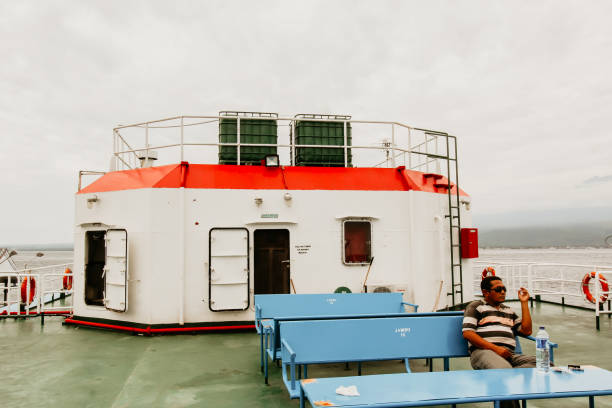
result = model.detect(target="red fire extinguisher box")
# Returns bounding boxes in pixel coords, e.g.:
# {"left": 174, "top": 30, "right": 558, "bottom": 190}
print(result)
{"left": 460, "top": 228, "right": 479, "bottom": 258}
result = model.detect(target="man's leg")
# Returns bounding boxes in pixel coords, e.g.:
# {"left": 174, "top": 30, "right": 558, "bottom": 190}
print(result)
{"left": 470, "top": 350, "right": 517, "bottom": 408}
{"left": 510, "top": 354, "right": 536, "bottom": 368}
{"left": 470, "top": 349, "right": 513, "bottom": 370}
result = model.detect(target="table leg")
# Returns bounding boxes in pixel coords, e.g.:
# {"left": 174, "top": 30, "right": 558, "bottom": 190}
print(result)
{"left": 264, "top": 332, "right": 269, "bottom": 384}
{"left": 589, "top": 395, "right": 594, "bottom": 408}
{"left": 494, "top": 400, "right": 500, "bottom": 408}
{"left": 260, "top": 333, "right": 264, "bottom": 372}
{"left": 521, "top": 399, "right": 527, "bottom": 408}
{"left": 300, "top": 386, "right": 305, "bottom": 408}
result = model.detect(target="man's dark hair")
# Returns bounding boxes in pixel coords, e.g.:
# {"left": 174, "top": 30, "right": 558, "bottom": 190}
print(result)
{"left": 481, "top": 275, "right": 502, "bottom": 291}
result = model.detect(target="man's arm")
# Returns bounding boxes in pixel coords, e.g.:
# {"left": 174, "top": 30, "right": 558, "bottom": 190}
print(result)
{"left": 463, "top": 330, "right": 512, "bottom": 359}
{"left": 517, "top": 287, "right": 532, "bottom": 336}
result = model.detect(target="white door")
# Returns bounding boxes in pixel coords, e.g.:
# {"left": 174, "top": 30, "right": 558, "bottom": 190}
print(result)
{"left": 104, "top": 229, "right": 128, "bottom": 312}
{"left": 209, "top": 228, "right": 249, "bottom": 311}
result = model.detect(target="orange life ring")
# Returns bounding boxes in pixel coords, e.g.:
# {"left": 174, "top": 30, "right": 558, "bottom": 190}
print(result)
{"left": 20, "top": 276, "right": 36, "bottom": 304}
{"left": 581, "top": 272, "right": 609, "bottom": 304}
{"left": 482, "top": 266, "right": 496, "bottom": 280}
{"left": 62, "top": 268, "right": 73, "bottom": 290}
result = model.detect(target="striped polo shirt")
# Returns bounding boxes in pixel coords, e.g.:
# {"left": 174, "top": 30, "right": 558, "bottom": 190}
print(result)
{"left": 462, "top": 300, "right": 522, "bottom": 353}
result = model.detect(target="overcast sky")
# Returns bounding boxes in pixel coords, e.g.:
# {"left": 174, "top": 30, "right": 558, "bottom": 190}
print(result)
{"left": 1, "top": 0, "right": 611, "bottom": 245}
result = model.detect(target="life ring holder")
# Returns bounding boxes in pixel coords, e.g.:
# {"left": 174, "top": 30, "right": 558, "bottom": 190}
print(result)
{"left": 581, "top": 272, "right": 609, "bottom": 304}
{"left": 62, "top": 268, "right": 73, "bottom": 291}
{"left": 481, "top": 266, "right": 496, "bottom": 280}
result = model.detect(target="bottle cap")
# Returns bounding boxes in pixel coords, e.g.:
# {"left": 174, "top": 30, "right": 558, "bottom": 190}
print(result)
{"left": 539, "top": 326, "right": 545, "bottom": 329}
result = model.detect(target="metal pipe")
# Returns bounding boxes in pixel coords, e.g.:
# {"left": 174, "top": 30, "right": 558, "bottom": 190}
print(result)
{"left": 237, "top": 117, "right": 241, "bottom": 165}
{"left": 178, "top": 163, "right": 187, "bottom": 325}
{"left": 180, "top": 117, "right": 184, "bottom": 162}
{"left": 343, "top": 121, "right": 348, "bottom": 167}
{"left": 391, "top": 124, "right": 396, "bottom": 167}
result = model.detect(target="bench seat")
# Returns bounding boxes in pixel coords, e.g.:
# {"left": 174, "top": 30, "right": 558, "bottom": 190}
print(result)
{"left": 254, "top": 293, "right": 418, "bottom": 383}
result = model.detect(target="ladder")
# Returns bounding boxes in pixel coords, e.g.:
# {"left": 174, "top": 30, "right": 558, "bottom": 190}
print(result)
{"left": 443, "top": 135, "right": 463, "bottom": 305}
{"left": 418, "top": 132, "right": 463, "bottom": 306}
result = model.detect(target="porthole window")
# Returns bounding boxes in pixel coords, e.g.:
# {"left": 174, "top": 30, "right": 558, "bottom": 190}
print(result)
{"left": 343, "top": 220, "right": 372, "bottom": 264}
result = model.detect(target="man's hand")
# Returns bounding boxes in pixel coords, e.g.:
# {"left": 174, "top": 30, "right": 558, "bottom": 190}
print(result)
{"left": 463, "top": 331, "right": 513, "bottom": 360}
{"left": 518, "top": 287, "right": 530, "bottom": 303}
{"left": 492, "top": 345, "right": 512, "bottom": 360}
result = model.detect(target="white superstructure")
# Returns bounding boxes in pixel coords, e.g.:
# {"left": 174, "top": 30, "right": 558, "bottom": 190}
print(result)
{"left": 70, "top": 112, "right": 477, "bottom": 331}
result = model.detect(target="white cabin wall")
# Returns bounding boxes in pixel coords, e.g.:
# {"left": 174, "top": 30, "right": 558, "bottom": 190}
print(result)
{"left": 73, "top": 190, "right": 153, "bottom": 324}
{"left": 74, "top": 186, "right": 474, "bottom": 325}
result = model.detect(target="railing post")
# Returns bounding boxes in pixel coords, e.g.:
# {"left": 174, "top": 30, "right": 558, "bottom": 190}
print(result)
{"left": 527, "top": 264, "right": 533, "bottom": 306}
{"left": 180, "top": 116, "right": 184, "bottom": 162}
{"left": 407, "top": 128, "right": 412, "bottom": 169}
{"left": 237, "top": 116, "right": 241, "bottom": 165}
{"left": 343, "top": 121, "right": 348, "bottom": 167}
{"left": 291, "top": 120, "right": 296, "bottom": 166}
{"left": 145, "top": 122, "right": 149, "bottom": 168}
{"left": 391, "top": 124, "right": 396, "bottom": 167}
{"left": 595, "top": 266, "right": 600, "bottom": 330}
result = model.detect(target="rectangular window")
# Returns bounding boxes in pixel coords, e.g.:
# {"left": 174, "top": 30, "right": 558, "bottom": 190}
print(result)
{"left": 343, "top": 220, "right": 371, "bottom": 264}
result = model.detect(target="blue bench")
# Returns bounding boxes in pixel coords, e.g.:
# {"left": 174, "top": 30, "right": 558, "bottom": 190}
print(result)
{"left": 254, "top": 293, "right": 418, "bottom": 383}
{"left": 279, "top": 314, "right": 557, "bottom": 399}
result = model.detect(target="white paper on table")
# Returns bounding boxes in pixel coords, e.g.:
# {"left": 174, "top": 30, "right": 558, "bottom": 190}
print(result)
{"left": 336, "top": 385, "right": 360, "bottom": 396}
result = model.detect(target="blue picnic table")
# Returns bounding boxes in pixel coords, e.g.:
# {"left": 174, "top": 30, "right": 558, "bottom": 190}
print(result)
{"left": 300, "top": 367, "right": 612, "bottom": 408}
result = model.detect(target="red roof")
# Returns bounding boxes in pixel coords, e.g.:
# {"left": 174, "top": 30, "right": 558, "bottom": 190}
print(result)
{"left": 78, "top": 163, "right": 468, "bottom": 196}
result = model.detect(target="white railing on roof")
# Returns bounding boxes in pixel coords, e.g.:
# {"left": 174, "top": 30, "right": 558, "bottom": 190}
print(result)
{"left": 473, "top": 261, "right": 612, "bottom": 329}
{"left": 109, "top": 113, "right": 458, "bottom": 176}
{"left": 0, "top": 263, "right": 73, "bottom": 318}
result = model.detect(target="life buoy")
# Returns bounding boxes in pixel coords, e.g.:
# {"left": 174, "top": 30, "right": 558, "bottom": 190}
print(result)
{"left": 581, "top": 272, "right": 609, "bottom": 304}
{"left": 482, "top": 266, "right": 496, "bottom": 280}
{"left": 62, "top": 268, "right": 73, "bottom": 290}
{"left": 20, "top": 276, "right": 36, "bottom": 304}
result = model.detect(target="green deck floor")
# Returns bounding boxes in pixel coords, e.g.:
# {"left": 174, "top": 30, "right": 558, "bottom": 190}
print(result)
{"left": 0, "top": 302, "right": 611, "bottom": 408}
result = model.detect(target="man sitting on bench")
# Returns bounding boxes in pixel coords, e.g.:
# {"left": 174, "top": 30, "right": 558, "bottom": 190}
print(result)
{"left": 462, "top": 276, "right": 535, "bottom": 408}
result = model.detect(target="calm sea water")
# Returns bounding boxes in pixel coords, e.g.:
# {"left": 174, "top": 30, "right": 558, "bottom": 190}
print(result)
{"left": 8, "top": 248, "right": 612, "bottom": 309}
{"left": 479, "top": 248, "right": 612, "bottom": 267}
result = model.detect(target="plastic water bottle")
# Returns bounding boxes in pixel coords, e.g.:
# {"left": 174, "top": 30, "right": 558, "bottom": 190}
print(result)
{"left": 535, "top": 326, "right": 550, "bottom": 373}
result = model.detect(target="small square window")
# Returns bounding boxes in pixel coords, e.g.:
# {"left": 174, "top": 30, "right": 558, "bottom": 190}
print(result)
{"left": 343, "top": 220, "right": 371, "bottom": 264}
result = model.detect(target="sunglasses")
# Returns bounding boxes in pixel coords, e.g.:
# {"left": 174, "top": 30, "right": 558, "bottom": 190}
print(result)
{"left": 490, "top": 286, "right": 507, "bottom": 293}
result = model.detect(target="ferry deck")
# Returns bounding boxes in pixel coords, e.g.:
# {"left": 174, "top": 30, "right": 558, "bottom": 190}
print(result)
{"left": 1, "top": 301, "right": 611, "bottom": 408}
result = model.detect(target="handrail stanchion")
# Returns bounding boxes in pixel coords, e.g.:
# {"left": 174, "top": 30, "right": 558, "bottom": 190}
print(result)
{"left": 343, "top": 121, "right": 348, "bottom": 167}
{"left": 180, "top": 116, "right": 184, "bottom": 162}
{"left": 237, "top": 116, "right": 241, "bottom": 165}
{"left": 391, "top": 124, "right": 396, "bottom": 167}
{"left": 595, "top": 265, "right": 600, "bottom": 330}
{"left": 291, "top": 120, "right": 296, "bottom": 166}
{"left": 527, "top": 264, "right": 534, "bottom": 307}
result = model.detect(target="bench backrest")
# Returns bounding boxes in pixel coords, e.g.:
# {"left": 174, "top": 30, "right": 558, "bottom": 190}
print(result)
{"left": 255, "top": 293, "right": 405, "bottom": 322}
{"left": 280, "top": 315, "right": 468, "bottom": 364}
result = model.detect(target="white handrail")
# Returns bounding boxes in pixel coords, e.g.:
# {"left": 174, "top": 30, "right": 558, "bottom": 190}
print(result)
{"left": 110, "top": 114, "right": 458, "bottom": 174}
{"left": 473, "top": 261, "right": 612, "bottom": 329}
{"left": 1, "top": 263, "right": 74, "bottom": 317}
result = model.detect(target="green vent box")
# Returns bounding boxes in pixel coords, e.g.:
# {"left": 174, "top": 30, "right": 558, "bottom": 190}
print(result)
{"left": 295, "top": 119, "right": 352, "bottom": 167}
{"left": 218, "top": 116, "right": 278, "bottom": 165}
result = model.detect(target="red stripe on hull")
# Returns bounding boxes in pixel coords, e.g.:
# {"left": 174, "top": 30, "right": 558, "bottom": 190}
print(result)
{"left": 78, "top": 163, "right": 468, "bottom": 196}
{"left": 64, "top": 318, "right": 255, "bottom": 334}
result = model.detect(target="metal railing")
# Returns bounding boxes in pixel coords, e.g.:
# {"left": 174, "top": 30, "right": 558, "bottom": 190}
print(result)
{"left": 1, "top": 263, "right": 74, "bottom": 319}
{"left": 108, "top": 114, "right": 459, "bottom": 180}
{"left": 473, "top": 261, "right": 612, "bottom": 330}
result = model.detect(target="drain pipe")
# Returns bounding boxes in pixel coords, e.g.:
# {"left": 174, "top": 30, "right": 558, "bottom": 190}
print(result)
{"left": 179, "top": 161, "right": 189, "bottom": 325}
